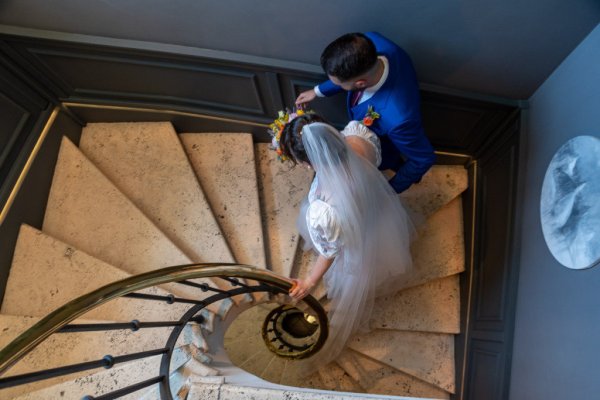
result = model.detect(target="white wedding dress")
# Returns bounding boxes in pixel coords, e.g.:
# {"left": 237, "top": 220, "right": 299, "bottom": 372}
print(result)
{"left": 296, "top": 121, "right": 415, "bottom": 363}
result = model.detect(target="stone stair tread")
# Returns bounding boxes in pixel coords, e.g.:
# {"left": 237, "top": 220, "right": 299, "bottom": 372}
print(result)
{"left": 317, "top": 361, "right": 364, "bottom": 393}
{"left": 371, "top": 275, "right": 461, "bottom": 334}
{"left": 9, "top": 347, "right": 193, "bottom": 400}
{"left": 42, "top": 137, "right": 231, "bottom": 304}
{"left": 79, "top": 122, "right": 234, "bottom": 265}
{"left": 280, "top": 363, "right": 327, "bottom": 389}
{"left": 224, "top": 304, "right": 277, "bottom": 369}
{"left": 259, "top": 355, "right": 287, "bottom": 384}
{"left": 399, "top": 197, "right": 465, "bottom": 291}
{"left": 189, "top": 382, "right": 426, "bottom": 399}
{"left": 180, "top": 132, "right": 265, "bottom": 268}
{"left": 255, "top": 143, "right": 313, "bottom": 278}
{"left": 336, "top": 349, "right": 450, "bottom": 399}
{"left": 0, "top": 314, "right": 193, "bottom": 398}
{"left": 1, "top": 224, "right": 211, "bottom": 320}
{"left": 181, "top": 132, "right": 268, "bottom": 302}
{"left": 400, "top": 164, "right": 468, "bottom": 219}
{"left": 348, "top": 329, "right": 455, "bottom": 393}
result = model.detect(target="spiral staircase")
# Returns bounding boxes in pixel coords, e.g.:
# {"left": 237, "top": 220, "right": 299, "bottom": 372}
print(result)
{"left": 0, "top": 121, "right": 467, "bottom": 399}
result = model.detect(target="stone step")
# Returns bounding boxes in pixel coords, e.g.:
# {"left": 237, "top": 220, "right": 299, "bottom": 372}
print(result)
{"left": 181, "top": 132, "right": 268, "bottom": 302}
{"left": 9, "top": 348, "right": 193, "bottom": 400}
{"left": 348, "top": 329, "right": 455, "bottom": 393}
{"left": 188, "top": 382, "right": 413, "bottom": 400}
{"left": 401, "top": 196, "right": 466, "bottom": 291}
{"left": 180, "top": 132, "right": 266, "bottom": 269}
{"left": 0, "top": 314, "right": 193, "bottom": 399}
{"left": 42, "top": 137, "right": 234, "bottom": 307}
{"left": 317, "top": 362, "right": 364, "bottom": 393}
{"left": 400, "top": 164, "right": 469, "bottom": 220}
{"left": 370, "top": 275, "right": 461, "bottom": 334}
{"left": 1, "top": 224, "right": 223, "bottom": 320}
{"left": 79, "top": 122, "right": 234, "bottom": 265}
{"left": 336, "top": 349, "right": 450, "bottom": 399}
{"left": 255, "top": 143, "right": 313, "bottom": 278}
{"left": 223, "top": 304, "right": 275, "bottom": 367}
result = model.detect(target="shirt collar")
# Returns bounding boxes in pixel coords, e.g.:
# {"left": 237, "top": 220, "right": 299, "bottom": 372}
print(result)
{"left": 363, "top": 56, "right": 389, "bottom": 97}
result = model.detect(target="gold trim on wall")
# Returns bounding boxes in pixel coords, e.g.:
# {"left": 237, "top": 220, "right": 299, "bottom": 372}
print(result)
{"left": 0, "top": 107, "right": 60, "bottom": 226}
{"left": 62, "top": 102, "right": 270, "bottom": 128}
{"left": 459, "top": 160, "right": 478, "bottom": 400}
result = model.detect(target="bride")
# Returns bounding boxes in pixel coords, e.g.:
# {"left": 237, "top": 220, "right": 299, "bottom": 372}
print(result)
{"left": 270, "top": 111, "right": 415, "bottom": 362}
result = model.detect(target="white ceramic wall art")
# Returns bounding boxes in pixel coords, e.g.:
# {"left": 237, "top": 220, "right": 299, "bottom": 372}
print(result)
{"left": 540, "top": 135, "right": 600, "bottom": 270}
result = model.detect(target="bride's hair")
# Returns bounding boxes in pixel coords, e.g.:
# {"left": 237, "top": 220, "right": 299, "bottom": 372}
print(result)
{"left": 279, "top": 113, "right": 325, "bottom": 165}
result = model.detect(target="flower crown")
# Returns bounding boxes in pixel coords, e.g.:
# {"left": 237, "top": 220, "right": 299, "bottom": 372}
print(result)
{"left": 268, "top": 107, "right": 314, "bottom": 161}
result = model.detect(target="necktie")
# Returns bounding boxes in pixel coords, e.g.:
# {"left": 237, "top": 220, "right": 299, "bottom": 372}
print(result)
{"left": 351, "top": 90, "right": 364, "bottom": 107}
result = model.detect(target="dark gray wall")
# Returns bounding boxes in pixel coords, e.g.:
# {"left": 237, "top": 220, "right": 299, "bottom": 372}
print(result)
{"left": 0, "top": 0, "right": 599, "bottom": 100}
{"left": 510, "top": 24, "right": 600, "bottom": 400}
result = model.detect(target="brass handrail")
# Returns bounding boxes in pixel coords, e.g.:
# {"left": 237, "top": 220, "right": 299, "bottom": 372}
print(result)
{"left": 0, "top": 263, "right": 328, "bottom": 375}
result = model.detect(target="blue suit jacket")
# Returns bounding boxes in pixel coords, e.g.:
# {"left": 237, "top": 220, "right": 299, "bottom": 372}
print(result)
{"left": 318, "top": 32, "right": 435, "bottom": 193}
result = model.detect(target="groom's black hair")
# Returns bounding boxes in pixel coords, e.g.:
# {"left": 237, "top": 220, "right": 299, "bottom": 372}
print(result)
{"left": 320, "top": 33, "right": 378, "bottom": 81}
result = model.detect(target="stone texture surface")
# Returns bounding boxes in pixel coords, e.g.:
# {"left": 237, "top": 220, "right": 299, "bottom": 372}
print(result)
{"left": 2, "top": 224, "right": 196, "bottom": 320}
{"left": 398, "top": 197, "right": 465, "bottom": 291}
{"left": 317, "top": 362, "right": 364, "bottom": 393}
{"left": 79, "top": 122, "right": 233, "bottom": 265}
{"left": 180, "top": 133, "right": 265, "bottom": 268}
{"left": 255, "top": 144, "right": 313, "bottom": 278}
{"left": 11, "top": 350, "right": 191, "bottom": 400}
{"left": 181, "top": 132, "right": 268, "bottom": 302}
{"left": 224, "top": 304, "right": 275, "bottom": 373}
{"left": 188, "top": 382, "right": 422, "bottom": 399}
{"left": 42, "top": 137, "right": 225, "bottom": 301}
{"left": 336, "top": 350, "right": 450, "bottom": 399}
{"left": 0, "top": 314, "right": 191, "bottom": 398}
{"left": 370, "top": 275, "right": 460, "bottom": 334}
{"left": 260, "top": 355, "right": 287, "bottom": 384}
{"left": 348, "top": 329, "right": 455, "bottom": 393}
{"left": 400, "top": 165, "right": 468, "bottom": 220}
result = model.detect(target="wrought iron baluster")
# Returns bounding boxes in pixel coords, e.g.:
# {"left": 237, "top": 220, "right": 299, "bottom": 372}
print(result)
{"left": 0, "top": 348, "right": 168, "bottom": 389}
{"left": 81, "top": 375, "right": 165, "bottom": 400}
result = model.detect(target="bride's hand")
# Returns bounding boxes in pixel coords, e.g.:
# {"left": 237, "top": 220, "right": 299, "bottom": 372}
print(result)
{"left": 289, "top": 278, "right": 315, "bottom": 301}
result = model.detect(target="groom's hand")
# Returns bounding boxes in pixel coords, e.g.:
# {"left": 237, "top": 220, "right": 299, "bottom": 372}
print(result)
{"left": 295, "top": 89, "right": 317, "bottom": 106}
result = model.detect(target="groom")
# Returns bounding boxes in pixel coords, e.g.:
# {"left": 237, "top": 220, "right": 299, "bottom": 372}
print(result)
{"left": 296, "top": 32, "right": 435, "bottom": 193}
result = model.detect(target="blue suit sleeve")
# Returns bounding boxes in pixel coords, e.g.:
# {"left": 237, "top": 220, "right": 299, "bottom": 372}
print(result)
{"left": 318, "top": 80, "right": 344, "bottom": 97}
{"left": 387, "top": 120, "right": 436, "bottom": 193}
{"left": 365, "top": 31, "right": 398, "bottom": 55}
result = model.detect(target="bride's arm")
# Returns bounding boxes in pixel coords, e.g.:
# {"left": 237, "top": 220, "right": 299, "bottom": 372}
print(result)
{"left": 346, "top": 135, "right": 378, "bottom": 164}
{"left": 341, "top": 120, "right": 381, "bottom": 166}
{"left": 289, "top": 254, "right": 334, "bottom": 300}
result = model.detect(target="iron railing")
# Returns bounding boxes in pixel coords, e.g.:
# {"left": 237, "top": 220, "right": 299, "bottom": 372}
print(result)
{"left": 0, "top": 263, "right": 328, "bottom": 399}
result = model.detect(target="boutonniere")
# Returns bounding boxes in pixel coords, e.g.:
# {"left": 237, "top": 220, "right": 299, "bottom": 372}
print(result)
{"left": 362, "top": 105, "right": 380, "bottom": 127}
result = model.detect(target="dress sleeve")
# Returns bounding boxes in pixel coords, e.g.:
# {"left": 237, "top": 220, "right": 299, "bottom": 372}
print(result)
{"left": 306, "top": 200, "right": 342, "bottom": 259}
{"left": 341, "top": 120, "right": 382, "bottom": 167}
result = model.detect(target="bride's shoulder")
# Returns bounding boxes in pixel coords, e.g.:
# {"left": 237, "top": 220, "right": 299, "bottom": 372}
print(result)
{"left": 340, "top": 121, "right": 382, "bottom": 166}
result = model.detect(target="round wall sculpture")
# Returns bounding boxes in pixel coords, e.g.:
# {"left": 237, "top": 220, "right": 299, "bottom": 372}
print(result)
{"left": 540, "top": 135, "right": 600, "bottom": 270}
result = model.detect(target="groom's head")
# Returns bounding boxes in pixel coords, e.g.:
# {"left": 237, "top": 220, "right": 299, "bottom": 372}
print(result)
{"left": 320, "top": 33, "right": 379, "bottom": 91}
